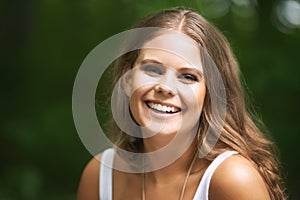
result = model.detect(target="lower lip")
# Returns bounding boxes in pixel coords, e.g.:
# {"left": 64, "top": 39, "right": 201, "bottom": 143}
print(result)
{"left": 144, "top": 102, "right": 181, "bottom": 119}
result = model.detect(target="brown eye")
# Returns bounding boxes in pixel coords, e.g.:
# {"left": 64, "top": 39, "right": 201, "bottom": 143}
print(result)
{"left": 178, "top": 74, "right": 199, "bottom": 82}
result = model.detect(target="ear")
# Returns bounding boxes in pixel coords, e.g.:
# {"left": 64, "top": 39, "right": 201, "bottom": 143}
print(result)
{"left": 122, "top": 70, "right": 132, "bottom": 97}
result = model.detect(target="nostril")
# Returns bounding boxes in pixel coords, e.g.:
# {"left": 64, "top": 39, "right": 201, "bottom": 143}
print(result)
{"left": 154, "top": 84, "right": 177, "bottom": 95}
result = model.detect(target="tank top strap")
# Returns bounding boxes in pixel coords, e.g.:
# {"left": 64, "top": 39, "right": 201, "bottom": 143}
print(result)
{"left": 193, "top": 151, "right": 238, "bottom": 200}
{"left": 99, "top": 148, "right": 114, "bottom": 200}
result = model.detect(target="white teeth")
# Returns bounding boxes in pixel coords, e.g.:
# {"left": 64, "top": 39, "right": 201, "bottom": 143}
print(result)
{"left": 147, "top": 102, "right": 179, "bottom": 113}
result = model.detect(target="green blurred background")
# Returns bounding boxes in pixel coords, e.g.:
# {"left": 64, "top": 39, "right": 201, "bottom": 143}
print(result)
{"left": 1, "top": 0, "right": 299, "bottom": 199}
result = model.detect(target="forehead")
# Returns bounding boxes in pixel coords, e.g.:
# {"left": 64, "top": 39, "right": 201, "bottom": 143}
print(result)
{"left": 137, "top": 33, "right": 203, "bottom": 72}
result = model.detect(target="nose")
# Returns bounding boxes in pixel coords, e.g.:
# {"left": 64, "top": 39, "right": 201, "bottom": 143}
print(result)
{"left": 154, "top": 84, "right": 177, "bottom": 96}
{"left": 154, "top": 74, "right": 177, "bottom": 96}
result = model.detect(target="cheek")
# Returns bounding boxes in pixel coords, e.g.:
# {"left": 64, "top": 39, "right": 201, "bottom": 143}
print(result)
{"left": 181, "top": 85, "right": 206, "bottom": 120}
{"left": 131, "top": 71, "right": 157, "bottom": 92}
{"left": 128, "top": 87, "right": 151, "bottom": 126}
{"left": 196, "top": 89, "right": 206, "bottom": 111}
{"left": 182, "top": 84, "right": 206, "bottom": 104}
{"left": 194, "top": 83, "right": 206, "bottom": 108}
{"left": 128, "top": 90, "right": 142, "bottom": 123}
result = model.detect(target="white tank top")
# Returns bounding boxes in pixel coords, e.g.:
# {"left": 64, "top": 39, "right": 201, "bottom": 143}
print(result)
{"left": 99, "top": 148, "right": 237, "bottom": 200}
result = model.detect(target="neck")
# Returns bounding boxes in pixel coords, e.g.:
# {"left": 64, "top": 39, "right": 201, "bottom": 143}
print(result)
{"left": 143, "top": 137, "right": 199, "bottom": 184}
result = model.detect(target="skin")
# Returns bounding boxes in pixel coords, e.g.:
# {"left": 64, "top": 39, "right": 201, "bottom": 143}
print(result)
{"left": 123, "top": 48, "right": 206, "bottom": 149}
{"left": 209, "top": 155, "right": 270, "bottom": 200}
{"left": 77, "top": 34, "right": 270, "bottom": 200}
{"left": 123, "top": 33, "right": 205, "bottom": 146}
{"left": 77, "top": 157, "right": 99, "bottom": 200}
{"left": 77, "top": 154, "right": 270, "bottom": 200}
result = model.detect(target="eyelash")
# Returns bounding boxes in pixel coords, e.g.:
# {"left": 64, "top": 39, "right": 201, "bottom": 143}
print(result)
{"left": 179, "top": 74, "right": 199, "bottom": 82}
{"left": 141, "top": 65, "right": 163, "bottom": 75}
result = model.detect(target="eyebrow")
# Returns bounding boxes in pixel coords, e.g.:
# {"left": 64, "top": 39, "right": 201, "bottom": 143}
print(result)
{"left": 140, "top": 59, "right": 163, "bottom": 66}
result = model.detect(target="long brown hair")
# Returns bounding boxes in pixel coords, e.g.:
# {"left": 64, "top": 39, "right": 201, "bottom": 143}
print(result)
{"left": 109, "top": 7, "right": 287, "bottom": 200}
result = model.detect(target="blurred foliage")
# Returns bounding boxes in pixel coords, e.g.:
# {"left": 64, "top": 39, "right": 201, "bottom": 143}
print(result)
{"left": 1, "top": 0, "right": 299, "bottom": 199}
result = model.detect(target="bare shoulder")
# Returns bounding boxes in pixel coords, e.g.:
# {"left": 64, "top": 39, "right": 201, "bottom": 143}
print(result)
{"left": 76, "top": 154, "right": 102, "bottom": 200}
{"left": 209, "top": 154, "right": 270, "bottom": 200}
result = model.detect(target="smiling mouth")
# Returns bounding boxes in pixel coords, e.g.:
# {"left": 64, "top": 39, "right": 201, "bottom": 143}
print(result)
{"left": 146, "top": 101, "right": 181, "bottom": 113}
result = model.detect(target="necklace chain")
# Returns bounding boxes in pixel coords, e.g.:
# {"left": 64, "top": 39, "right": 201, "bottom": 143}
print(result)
{"left": 142, "top": 150, "right": 198, "bottom": 200}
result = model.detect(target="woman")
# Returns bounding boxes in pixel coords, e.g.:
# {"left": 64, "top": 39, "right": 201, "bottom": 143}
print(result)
{"left": 77, "top": 7, "right": 286, "bottom": 200}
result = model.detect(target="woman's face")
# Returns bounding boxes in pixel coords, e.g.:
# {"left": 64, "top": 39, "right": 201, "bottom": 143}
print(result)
{"left": 124, "top": 33, "right": 206, "bottom": 137}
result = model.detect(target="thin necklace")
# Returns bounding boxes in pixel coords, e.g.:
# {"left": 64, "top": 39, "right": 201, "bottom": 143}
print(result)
{"left": 142, "top": 150, "right": 199, "bottom": 200}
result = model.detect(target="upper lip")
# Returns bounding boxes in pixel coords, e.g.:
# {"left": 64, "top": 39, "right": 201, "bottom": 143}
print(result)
{"left": 145, "top": 100, "right": 181, "bottom": 110}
